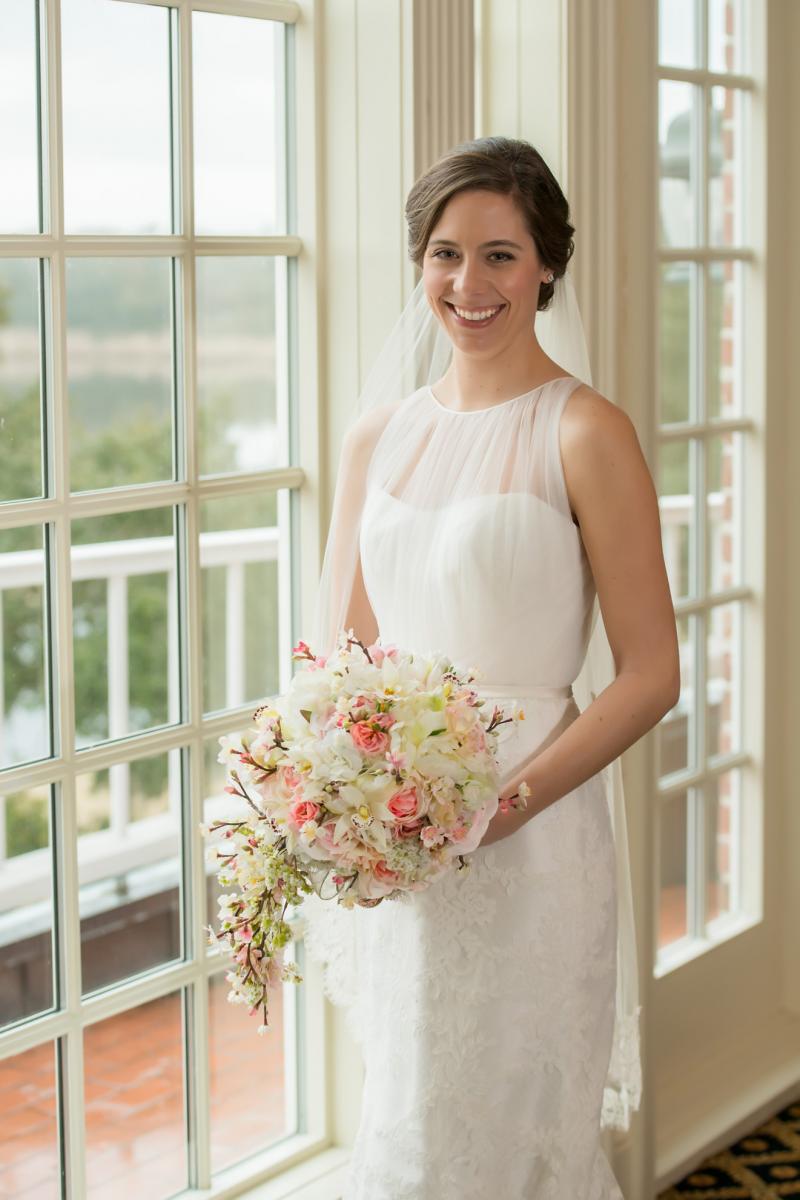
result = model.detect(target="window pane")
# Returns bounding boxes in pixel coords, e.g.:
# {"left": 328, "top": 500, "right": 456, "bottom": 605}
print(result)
{"left": 0, "top": 784, "right": 54, "bottom": 1029}
{"left": 71, "top": 507, "right": 179, "bottom": 749}
{"left": 0, "top": 525, "right": 50, "bottom": 770}
{"left": 0, "top": 1042, "right": 60, "bottom": 1196}
{"left": 209, "top": 969, "right": 292, "bottom": 1173}
{"left": 707, "top": 602, "right": 742, "bottom": 759}
{"left": 657, "top": 613, "right": 694, "bottom": 777}
{"left": 659, "top": 790, "right": 689, "bottom": 949}
{"left": 66, "top": 258, "right": 174, "bottom": 492}
{"left": 658, "top": 439, "right": 693, "bottom": 602}
{"left": 659, "top": 261, "right": 697, "bottom": 424}
{"left": 196, "top": 256, "right": 288, "bottom": 476}
{"left": 659, "top": 81, "right": 700, "bottom": 248}
{"left": 708, "top": 259, "right": 744, "bottom": 419}
{"left": 709, "top": 0, "right": 746, "bottom": 74}
{"left": 710, "top": 86, "right": 746, "bottom": 248}
{"left": 78, "top": 750, "right": 182, "bottom": 996}
{"left": 192, "top": 13, "right": 286, "bottom": 236}
{"left": 0, "top": 0, "right": 39, "bottom": 234}
{"left": 84, "top": 994, "right": 186, "bottom": 1199}
{"left": 658, "top": 0, "right": 698, "bottom": 69}
{"left": 0, "top": 258, "right": 44, "bottom": 503}
{"left": 61, "top": 0, "right": 172, "bottom": 235}
{"left": 707, "top": 430, "right": 743, "bottom": 594}
{"left": 200, "top": 491, "right": 282, "bottom": 714}
{"left": 705, "top": 769, "right": 740, "bottom": 925}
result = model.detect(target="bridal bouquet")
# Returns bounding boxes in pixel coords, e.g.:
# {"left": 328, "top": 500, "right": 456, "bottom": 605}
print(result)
{"left": 204, "top": 629, "right": 530, "bottom": 1030}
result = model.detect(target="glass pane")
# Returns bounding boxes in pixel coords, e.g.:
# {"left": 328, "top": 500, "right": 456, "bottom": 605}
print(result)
{"left": 708, "top": 259, "right": 744, "bottom": 419}
{"left": 707, "top": 430, "right": 743, "bottom": 593}
{"left": 659, "top": 261, "right": 697, "bottom": 424}
{"left": 200, "top": 491, "right": 282, "bottom": 714}
{"left": 192, "top": 13, "right": 286, "bottom": 235}
{"left": 707, "top": 601, "right": 742, "bottom": 758}
{"left": 710, "top": 86, "right": 746, "bottom": 248}
{"left": 0, "top": 525, "right": 50, "bottom": 770}
{"left": 659, "top": 789, "right": 689, "bottom": 949}
{"left": 659, "top": 80, "right": 699, "bottom": 248}
{"left": 658, "top": 439, "right": 693, "bottom": 602}
{"left": 709, "top": 0, "right": 745, "bottom": 74}
{"left": 0, "top": 784, "right": 54, "bottom": 1028}
{"left": 84, "top": 994, "right": 186, "bottom": 1199}
{"left": 71, "top": 507, "right": 179, "bottom": 749}
{"left": 78, "top": 750, "right": 182, "bottom": 995}
{"left": 66, "top": 258, "right": 174, "bottom": 492}
{"left": 657, "top": 614, "right": 694, "bottom": 777}
{"left": 0, "top": 1042, "right": 60, "bottom": 1196}
{"left": 0, "top": 1, "right": 39, "bottom": 234}
{"left": 209, "top": 969, "right": 291, "bottom": 1172}
{"left": 61, "top": 0, "right": 172, "bottom": 235}
{"left": 705, "top": 769, "right": 739, "bottom": 925}
{"left": 658, "top": 0, "right": 698, "bottom": 69}
{"left": 0, "top": 258, "right": 44, "bottom": 503}
{"left": 197, "top": 256, "right": 287, "bottom": 476}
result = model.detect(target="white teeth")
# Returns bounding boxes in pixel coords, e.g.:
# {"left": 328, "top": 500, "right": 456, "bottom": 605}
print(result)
{"left": 452, "top": 304, "right": 502, "bottom": 321}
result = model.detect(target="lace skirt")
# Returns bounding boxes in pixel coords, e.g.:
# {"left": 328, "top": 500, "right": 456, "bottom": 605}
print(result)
{"left": 303, "top": 692, "right": 622, "bottom": 1199}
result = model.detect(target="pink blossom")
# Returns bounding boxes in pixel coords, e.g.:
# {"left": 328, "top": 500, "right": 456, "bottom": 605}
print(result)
{"left": 350, "top": 720, "right": 390, "bottom": 755}
{"left": 421, "top": 825, "right": 446, "bottom": 848}
{"left": 238, "top": 923, "right": 254, "bottom": 943}
{"left": 283, "top": 765, "right": 302, "bottom": 789}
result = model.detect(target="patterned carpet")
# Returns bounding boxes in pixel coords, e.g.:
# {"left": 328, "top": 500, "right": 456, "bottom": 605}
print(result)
{"left": 659, "top": 1099, "right": 800, "bottom": 1198}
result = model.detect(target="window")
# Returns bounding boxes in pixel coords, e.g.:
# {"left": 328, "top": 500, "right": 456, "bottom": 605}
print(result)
{"left": 0, "top": 1, "right": 317, "bottom": 1195}
{"left": 654, "top": 0, "right": 758, "bottom": 970}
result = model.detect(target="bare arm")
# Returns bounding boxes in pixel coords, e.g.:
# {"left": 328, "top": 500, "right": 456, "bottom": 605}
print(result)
{"left": 481, "top": 385, "right": 680, "bottom": 845}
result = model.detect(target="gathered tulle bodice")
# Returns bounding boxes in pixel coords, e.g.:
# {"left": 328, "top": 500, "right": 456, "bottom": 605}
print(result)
{"left": 359, "top": 377, "right": 596, "bottom": 686}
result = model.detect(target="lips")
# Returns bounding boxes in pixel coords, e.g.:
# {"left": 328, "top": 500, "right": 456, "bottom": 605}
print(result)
{"left": 444, "top": 301, "right": 506, "bottom": 329}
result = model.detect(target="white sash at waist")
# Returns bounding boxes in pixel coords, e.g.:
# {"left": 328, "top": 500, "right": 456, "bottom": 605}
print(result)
{"left": 475, "top": 681, "right": 574, "bottom": 700}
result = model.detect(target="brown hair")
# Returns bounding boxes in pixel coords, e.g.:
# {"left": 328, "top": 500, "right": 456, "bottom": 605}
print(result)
{"left": 405, "top": 136, "right": 575, "bottom": 311}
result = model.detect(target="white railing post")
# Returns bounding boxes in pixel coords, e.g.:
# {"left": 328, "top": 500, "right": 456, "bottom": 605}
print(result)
{"left": 107, "top": 572, "right": 130, "bottom": 835}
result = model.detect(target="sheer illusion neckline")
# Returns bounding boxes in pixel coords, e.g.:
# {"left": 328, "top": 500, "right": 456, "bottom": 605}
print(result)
{"left": 427, "top": 374, "right": 576, "bottom": 416}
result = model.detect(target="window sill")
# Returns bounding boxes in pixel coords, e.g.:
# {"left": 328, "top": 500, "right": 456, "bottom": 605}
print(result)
{"left": 653, "top": 910, "right": 763, "bottom": 978}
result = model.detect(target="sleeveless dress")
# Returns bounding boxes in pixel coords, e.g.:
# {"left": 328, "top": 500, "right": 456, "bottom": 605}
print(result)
{"left": 303, "top": 376, "right": 623, "bottom": 1199}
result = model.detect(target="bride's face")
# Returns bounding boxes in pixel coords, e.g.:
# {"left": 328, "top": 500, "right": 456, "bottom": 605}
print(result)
{"left": 422, "top": 188, "right": 549, "bottom": 350}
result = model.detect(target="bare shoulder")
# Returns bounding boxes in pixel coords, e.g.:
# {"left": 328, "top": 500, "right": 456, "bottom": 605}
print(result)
{"left": 558, "top": 383, "right": 652, "bottom": 523}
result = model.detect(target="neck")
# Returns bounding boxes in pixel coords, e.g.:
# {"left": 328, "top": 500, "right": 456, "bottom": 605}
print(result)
{"left": 439, "top": 339, "right": 561, "bottom": 408}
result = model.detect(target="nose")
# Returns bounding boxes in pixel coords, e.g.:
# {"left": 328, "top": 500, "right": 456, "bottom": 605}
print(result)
{"left": 451, "top": 255, "right": 491, "bottom": 300}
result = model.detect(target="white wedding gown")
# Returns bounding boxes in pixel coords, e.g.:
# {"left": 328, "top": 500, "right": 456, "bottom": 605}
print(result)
{"left": 302, "top": 376, "right": 623, "bottom": 1199}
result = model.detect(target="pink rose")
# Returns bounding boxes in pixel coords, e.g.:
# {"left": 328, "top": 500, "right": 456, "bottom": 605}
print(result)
{"left": 388, "top": 787, "right": 420, "bottom": 821}
{"left": 373, "top": 860, "right": 399, "bottom": 884}
{"left": 289, "top": 798, "right": 321, "bottom": 826}
{"left": 350, "top": 720, "right": 390, "bottom": 755}
{"left": 396, "top": 817, "right": 425, "bottom": 840}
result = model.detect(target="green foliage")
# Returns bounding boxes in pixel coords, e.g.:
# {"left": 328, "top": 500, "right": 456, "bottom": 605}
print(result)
{"left": 5, "top": 791, "right": 49, "bottom": 859}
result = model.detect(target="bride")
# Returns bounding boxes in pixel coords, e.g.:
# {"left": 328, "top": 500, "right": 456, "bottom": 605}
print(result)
{"left": 301, "top": 136, "right": 680, "bottom": 1199}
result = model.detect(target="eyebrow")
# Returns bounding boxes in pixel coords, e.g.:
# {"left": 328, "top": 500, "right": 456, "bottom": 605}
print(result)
{"left": 428, "top": 238, "right": 523, "bottom": 250}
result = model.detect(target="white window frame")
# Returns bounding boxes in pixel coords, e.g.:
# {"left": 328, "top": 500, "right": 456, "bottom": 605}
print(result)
{"left": 0, "top": 1, "right": 334, "bottom": 1197}
{"left": 653, "top": 0, "right": 764, "bottom": 979}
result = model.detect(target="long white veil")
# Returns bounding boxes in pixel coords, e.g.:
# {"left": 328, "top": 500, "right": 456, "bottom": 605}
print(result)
{"left": 303, "top": 266, "right": 642, "bottom": 1133}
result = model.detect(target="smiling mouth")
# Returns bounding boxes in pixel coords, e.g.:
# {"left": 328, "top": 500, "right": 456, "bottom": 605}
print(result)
{"left": 444, "top": 301, "right": 506, "bottom": 328}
